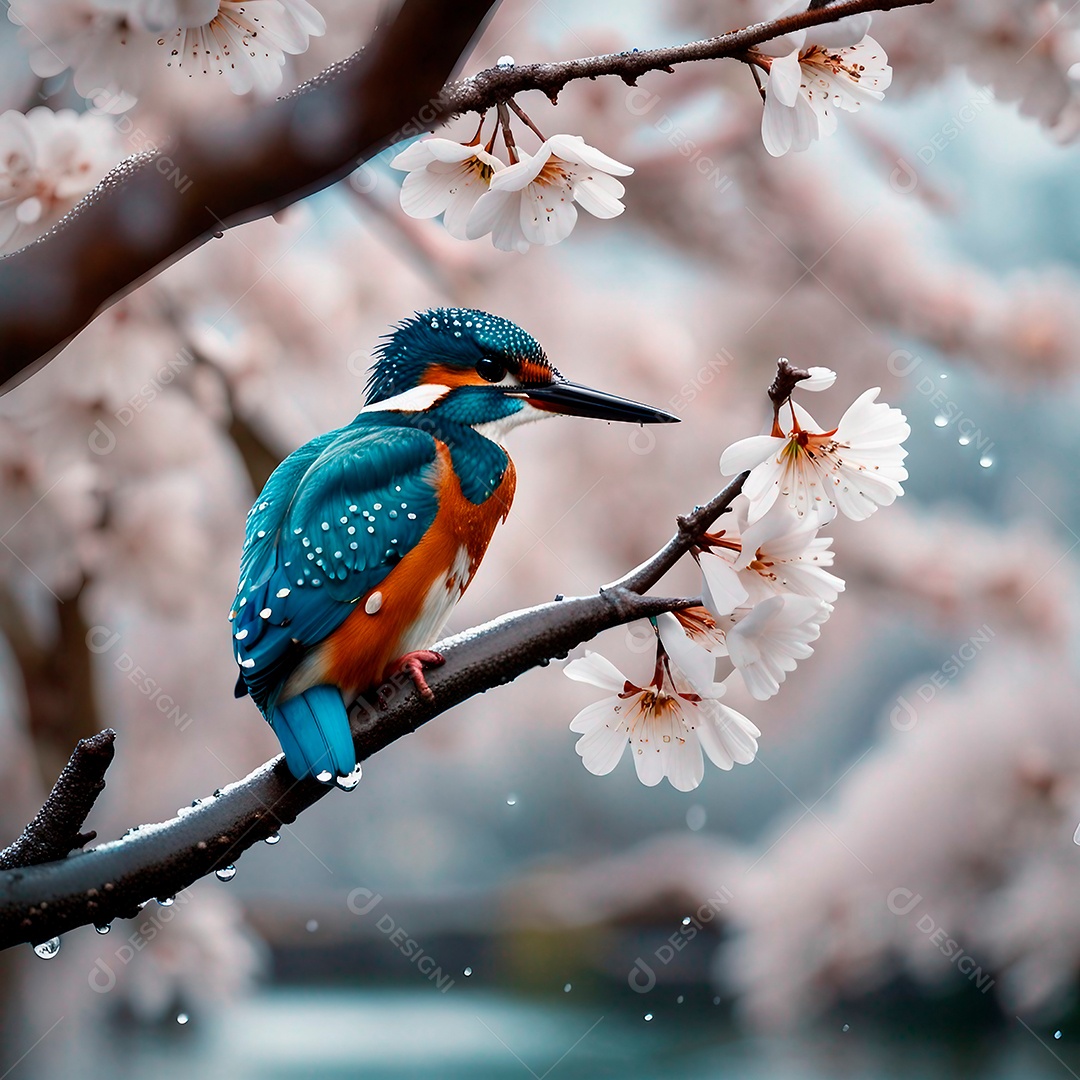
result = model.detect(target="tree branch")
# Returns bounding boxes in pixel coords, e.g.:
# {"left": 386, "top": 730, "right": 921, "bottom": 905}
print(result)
{"left": 0, "top": 474, "right": 746, "bottom": 950}
{"left": 0, "top": 0, "right": 933, "bottom": 388}
{"left": 0, "top": 730, "right": 115, "bottom": 871}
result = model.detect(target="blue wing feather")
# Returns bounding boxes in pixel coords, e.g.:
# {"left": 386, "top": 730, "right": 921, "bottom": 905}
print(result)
{"left": 231, "top": 424, "right": 441, "bottom": 713}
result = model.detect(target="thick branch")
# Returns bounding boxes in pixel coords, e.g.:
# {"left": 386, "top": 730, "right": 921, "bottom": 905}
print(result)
{"left": 0, "top": 0, "right": 933, "bottom": 387}
{"left": 0, "top": 730, "right": 115, "bottom": 871}
{"left": 0, "top": 475, "right": 745, "bottom": 949}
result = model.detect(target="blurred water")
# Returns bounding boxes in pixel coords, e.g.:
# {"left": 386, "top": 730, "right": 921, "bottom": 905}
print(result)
{"left": 16, "top": 987, "right": 1077, "bottom": 1080}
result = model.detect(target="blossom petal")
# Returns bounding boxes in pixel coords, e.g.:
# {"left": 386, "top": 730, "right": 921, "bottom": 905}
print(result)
{"left": 699, "top": 551, "right": 751, "bottom": 619}
{"left": 720, "top": 435, "right": 785, "bottom": 476}
{"left": 564, "top": 651, "right": 629, "bottom": 693}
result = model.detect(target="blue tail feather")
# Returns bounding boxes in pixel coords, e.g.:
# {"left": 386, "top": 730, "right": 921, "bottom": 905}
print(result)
{"left": 270, "top": 686, "right": 355, "bottom": 781}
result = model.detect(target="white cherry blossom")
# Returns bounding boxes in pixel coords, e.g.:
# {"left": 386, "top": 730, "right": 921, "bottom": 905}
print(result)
{"left": 725, "top": 594, "right": 832, "bottom": 700}
{"left": 758, "top": 5, "right": 892, "bottom": 158}
{"left": 0, "top": 107, "right": 120, "bottom": 253}
{"left": 390, "top": 139, "right": 504, "bottom": 240}
{"left": 564, "top": 648, "right": 759, "bottom": 792}
{"left": 466, "top": 134, "right": 632, "bottom": 253}
{"left": 720, "top": 389, "right": 910, "bottom": 525}
{"left": 157, "top": 0, "right": 326, "bottom": 95}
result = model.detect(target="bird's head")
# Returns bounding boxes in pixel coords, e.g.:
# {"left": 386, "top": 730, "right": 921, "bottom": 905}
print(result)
{"left": 362, "top": 308, "right": 679, "bottom": 436}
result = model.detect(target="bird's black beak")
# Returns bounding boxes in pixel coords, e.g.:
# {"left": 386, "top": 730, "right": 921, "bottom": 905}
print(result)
{"left": 514, "top": 380, "right": 680, "bottom": 424}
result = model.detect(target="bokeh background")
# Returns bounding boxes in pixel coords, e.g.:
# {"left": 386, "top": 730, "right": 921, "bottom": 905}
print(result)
{"left": 2, "top": 0, "right": 1080, "bottom": 1076}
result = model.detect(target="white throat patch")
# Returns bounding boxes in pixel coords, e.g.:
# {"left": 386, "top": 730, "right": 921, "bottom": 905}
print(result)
{"left": 471, "top": 400, "right": 554, "bottom": 445}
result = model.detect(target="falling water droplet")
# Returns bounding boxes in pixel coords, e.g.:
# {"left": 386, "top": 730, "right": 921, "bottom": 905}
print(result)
{"left": 464, "top": 966, "right": 473, "bottom": 977}
{"left": 933, "top": 414, "right": 949, "bottom": 428}
{"left": 644, "top": 1013, "right": 653, "bottom": 1022}
{"left": 958, "top": 434, "right": 971, "bottom": 446}
{"left": 158, "top": 896, "right": 175, "bottom": 907}
{"left": 979, "top": 455, "right": 993, "bottom": 468}
{"left": 264, "top": 832, "right": 281, "bottom": 845}
{"left": 1056, "top": 1030, "right": 1063, "bottom": 1040}
{"left": 216, "top": 865, "right": 237, "bottom": 882}
{"left": 306, "top": 919, "right": 319, "bottom": 932}
{"left": 842, "top": 1023, "right": 850, "bottom": 1032}
{"left": 177, "top": 1013, "right": 189, "bottom": 1025}
{"left": 335, "top": 765, "right": 363, "bottom": 792}
{"left": 506, "top": 794, "right": 518, "bottom": 806}
{"left": 563, "top": 983, "right": 572, "bottom": 993}
{"left": 33, "top": 937, "right": 60, "bottom": 959}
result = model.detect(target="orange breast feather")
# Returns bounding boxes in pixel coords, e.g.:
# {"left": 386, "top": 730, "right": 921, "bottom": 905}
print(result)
{"left": 323, "top": 441, "right": 516, "bottom": 697}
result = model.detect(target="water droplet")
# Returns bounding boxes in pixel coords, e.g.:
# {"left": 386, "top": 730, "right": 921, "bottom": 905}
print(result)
{"left": 644, "top": 1013, "right": 653, "bottom": 1022}
{"left": 335, "top": 764, "right": 363, "bottom": 792}
{"left": 842, "top": 1023, "right": 850, "bottom": 1032}
{"left": 1056, "top": 1030, "right": 1063, "bottom": 1040}
{"left": 315, "top": 770, "right": 333, "bottom": 784}
{"left": 177, "top": 1013, "right": 189, "bottom": 1025}
{"left": 506, "top": 794, "right": 518, "bottom": 806}
{"left": 939, "top": 373, "right": 947, "bottom": 379}
{"left": 1073, "top": 821, "right": 1080, "bottom": 846}
{"left": 712, "top": 996, "right": 721, "bottom": 1005}
{"left": 497, "top": 54, "right": 514, "bottom": 66}
{"left": 33, "top": 937, "right": 60, "bottom": 959}
{"left": 94, "top": 923, "right": 111, "bottom": 935}
{"left": 464, "top": 966, "right": 473, "bottom": 977}
{"left": 933, "top": 414, "right": 948, "bottom": 428}
{"left": 686, "top": 804, "right": 707, "bottom": 831}
{"left": 215, "top": 865, "right": 237, "bottom": 882}
{"left": 158, "top": 896, "right": 175, "bottom": 907}
{"left": 681, "top": 916, "right": 692, "bottom": 926}
{"left": 979, "top": 455, "right": 993, "bottom": 468}
{"left": 264, "top": 832, "right": 281, "bottom": 845}
{"left": 306, "top": 919, "right": 319, "bottom": 932}
{"left": 958, "top": 434, "right": 971, "bottom": 446}
{"left": 676, "top": 995, "right": 684, "bottom": 1004}
{"left": 563, "top": 983, "right": 572, "bottom": 993}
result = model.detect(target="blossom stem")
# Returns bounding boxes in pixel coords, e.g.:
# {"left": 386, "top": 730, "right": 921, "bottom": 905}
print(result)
{"left": 505, "top": 98, "right": 547, "bottom": 142}
{"left": 496, "top": 101, "right": 520, "bottom": 164}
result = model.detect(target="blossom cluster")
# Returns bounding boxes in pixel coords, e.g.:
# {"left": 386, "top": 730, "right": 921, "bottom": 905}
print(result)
{"left": 391, "top": 131, "right": 633, "bottom": 255}
{"left": 7, "top": 0, "right": 325, "bottom": 109}
{"left": 564, "top": 369, "right": 910, "bottom": 791}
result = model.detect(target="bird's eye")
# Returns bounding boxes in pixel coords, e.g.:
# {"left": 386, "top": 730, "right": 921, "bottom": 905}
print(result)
{"left": 476, "top": 357, "right": 506, "bottom": 383}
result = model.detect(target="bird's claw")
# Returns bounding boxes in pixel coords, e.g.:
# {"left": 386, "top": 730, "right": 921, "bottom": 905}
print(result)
{"left": 386, "top": 650, "right": 445, "bottom": 703}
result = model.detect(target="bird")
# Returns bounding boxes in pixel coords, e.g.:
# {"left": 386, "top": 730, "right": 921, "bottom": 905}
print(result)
{"left": 230, "top": 308, "right": 679, "bottom": 783}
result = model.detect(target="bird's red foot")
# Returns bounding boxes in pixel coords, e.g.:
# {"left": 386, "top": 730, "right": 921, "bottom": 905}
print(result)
{"left": 386, "top": 650, "right": 445, "bottom": 703}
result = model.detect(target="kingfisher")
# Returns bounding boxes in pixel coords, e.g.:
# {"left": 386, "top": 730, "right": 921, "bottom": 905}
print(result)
{"left": 230, "top": 308, "right": 678, "bottom": 782}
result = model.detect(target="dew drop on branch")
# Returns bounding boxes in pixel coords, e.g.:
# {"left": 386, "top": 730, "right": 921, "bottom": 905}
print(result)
{"left": 33, "top": 937, "right": 60, "bottom": 959}
{"left": 216, "top": 865, "right": 237, "bottom": 882}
